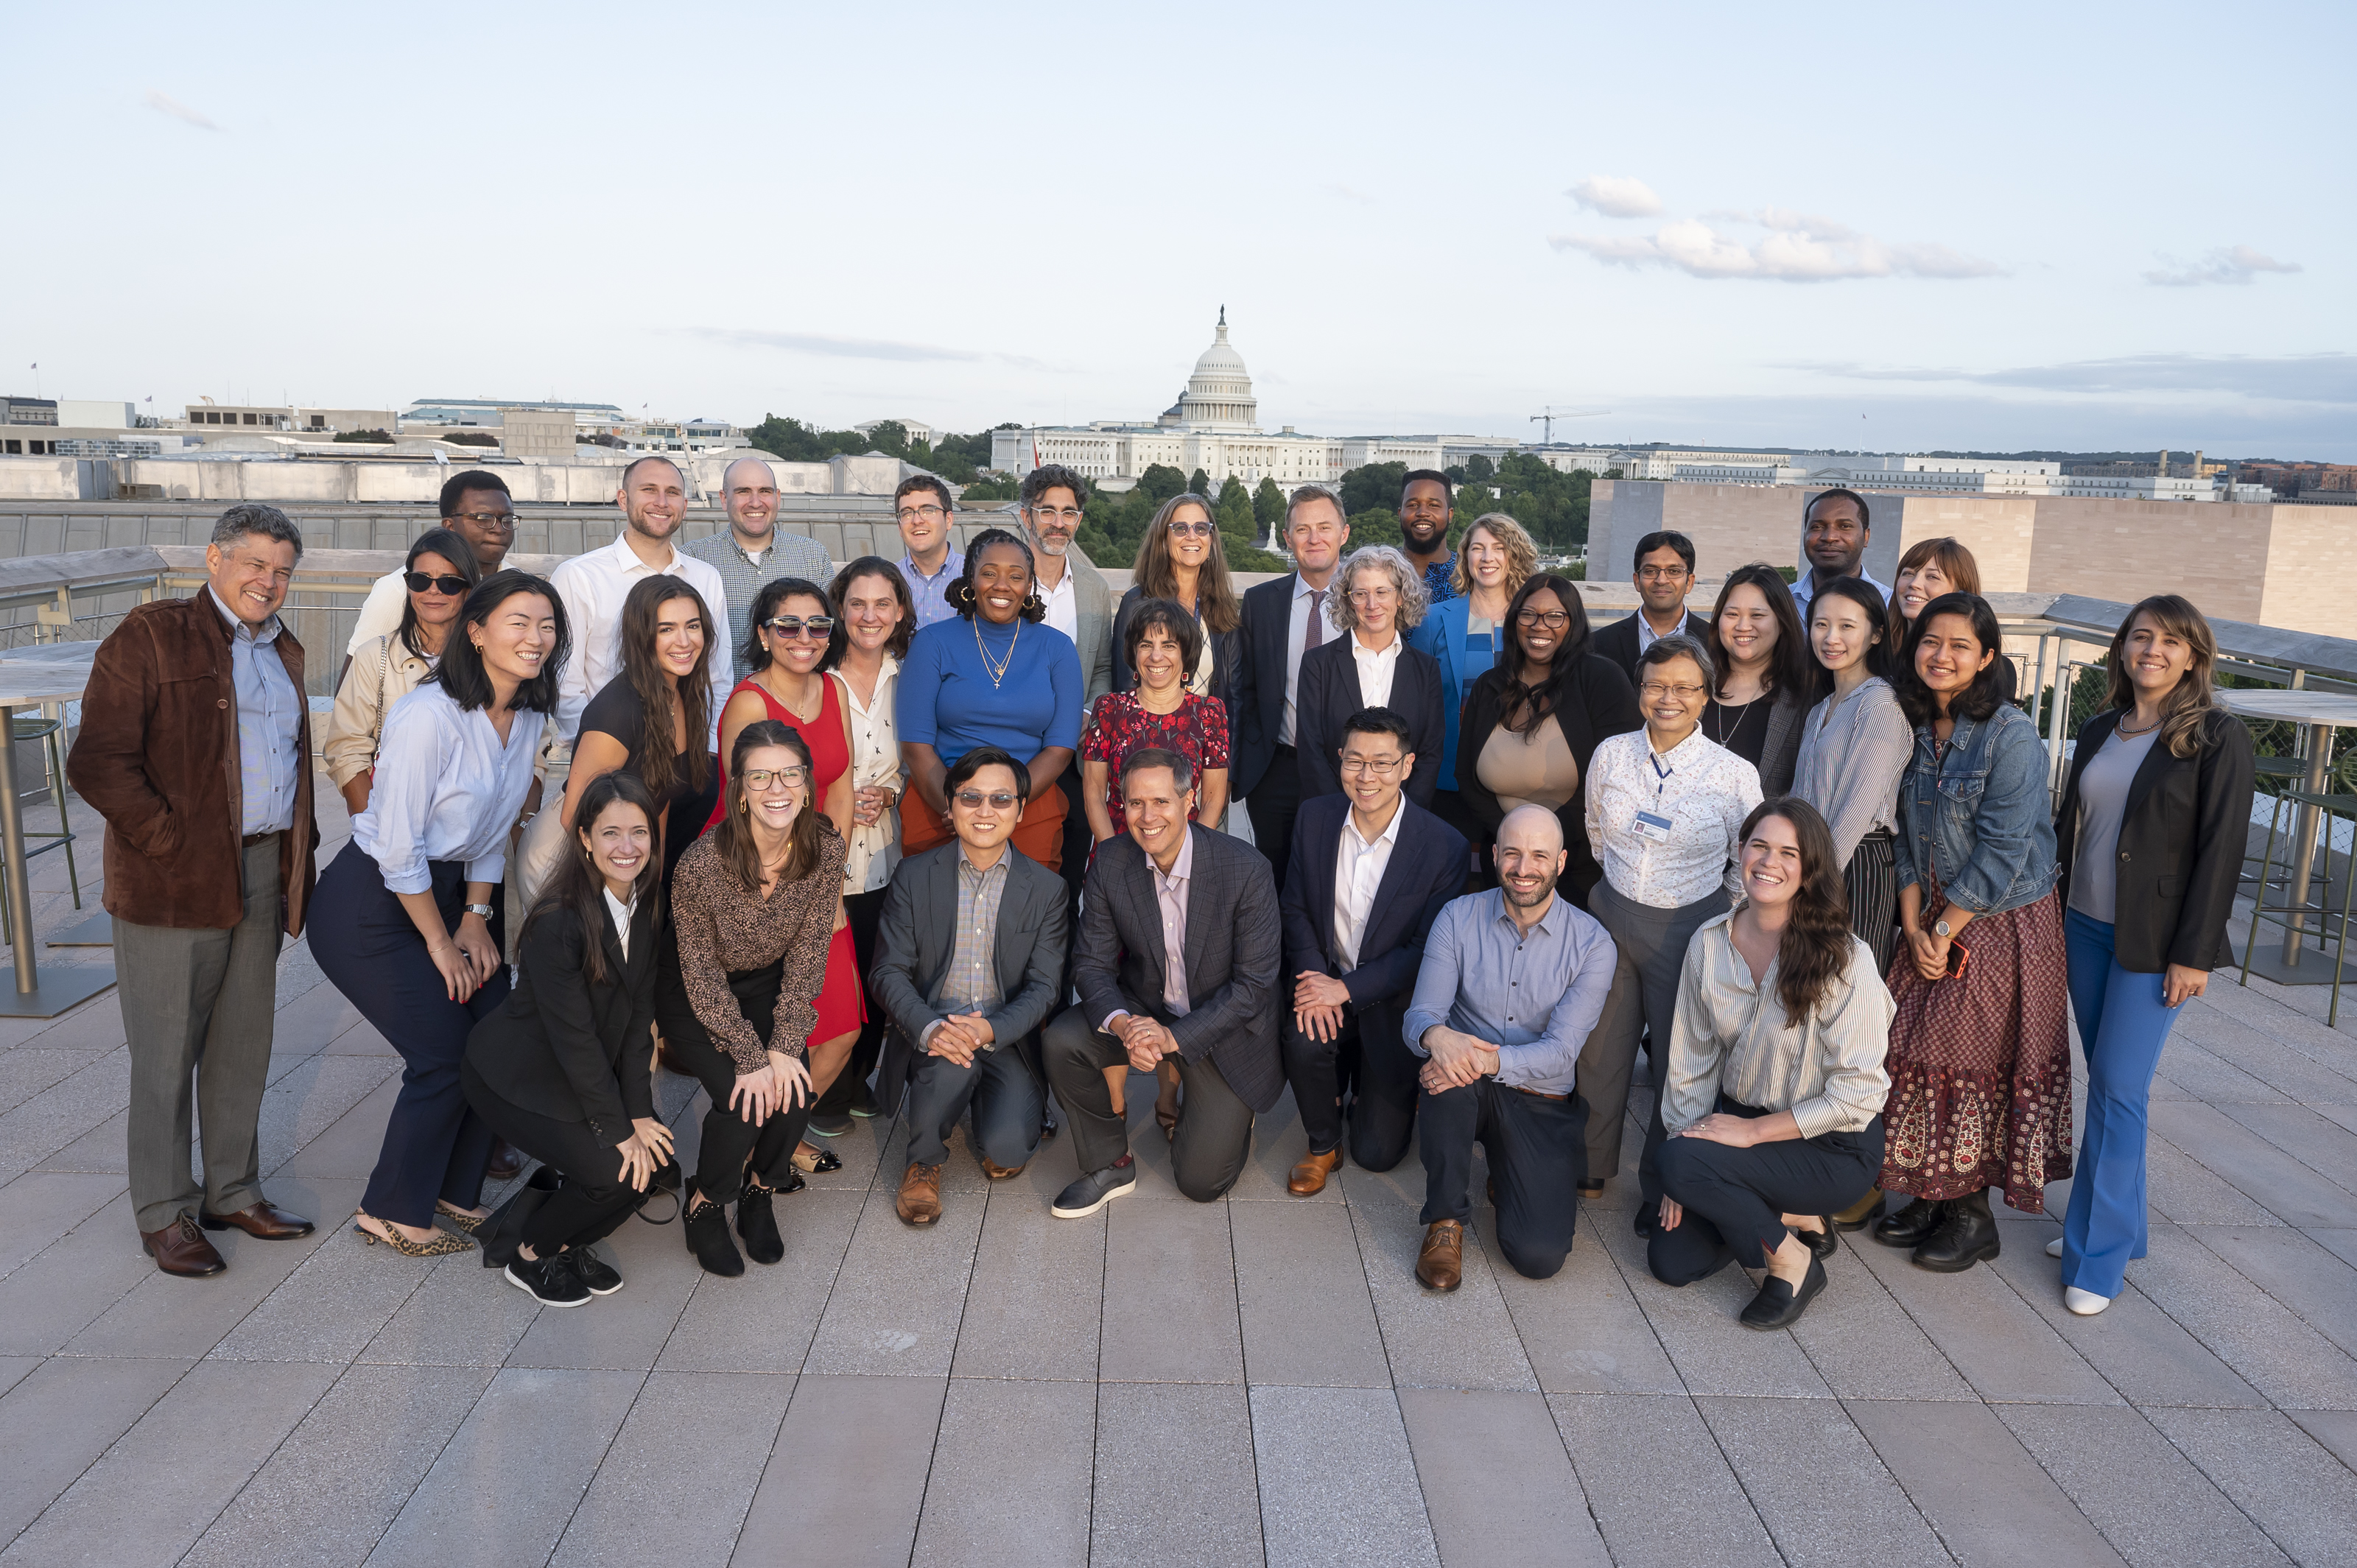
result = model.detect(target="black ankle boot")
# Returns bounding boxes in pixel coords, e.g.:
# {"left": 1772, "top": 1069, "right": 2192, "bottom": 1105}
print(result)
{"left": 1911, "top": 1189, "right": 2001, "bottom": 1273}
{"left": 1872, "top": 1197, "right": 1946, "bottom": 1248}
{"left": 736, "top": 1181, "right": 784, "bottom": 1266}
{"left": 684, "top": 1189, "right": 745, "bottom": 1278}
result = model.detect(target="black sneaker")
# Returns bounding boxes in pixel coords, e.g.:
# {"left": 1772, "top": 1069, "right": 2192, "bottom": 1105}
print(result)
{"left": 571, "top": 1248, "right": 624, "bottom": 1296}
{"left": 1050, "top": 1159, "right": 1137, "bottom": 1220}
{"left": 737, "top": 1181, "right": 785, "bottom": 1266}
{"left": 684, "top": 1191, "right": 745, "bottom": 1277}
{"left": 807, "top": 1113, "right": 854, "bottom": 1139}
{"left": 505, "top": 1249, "right": 590, "bottom": 1307}
{"left": 847, "top": 1083, "right": 880, "bottom": 1118}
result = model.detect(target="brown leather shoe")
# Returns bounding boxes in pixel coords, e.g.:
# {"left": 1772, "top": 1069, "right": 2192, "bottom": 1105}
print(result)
{"left": 896, "top": 1162, "right": 944, "bottom": 1226}
{"left": 1416, "top": 1219, "right": 1464, "bottom": 1292}
{"left": 141, "top": 1214, "right": 227, "bottom": 1277}
{"left": 485, "top": 1139, "right": 525, "bottom": 1182}
{"left": 198, "top": 1200, "right": 315, "bottom": 1240}
{"left": 1288, "top": 1146, "right": 1343, "bottom": 1196}
{"left": 979, "top": 1159, "right": 1025, "bottom": 1181}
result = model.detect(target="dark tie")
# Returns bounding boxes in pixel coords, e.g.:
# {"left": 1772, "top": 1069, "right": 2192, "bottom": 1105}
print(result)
{"left": 1304, "top": 587, "right": 1326, "bottom": 654}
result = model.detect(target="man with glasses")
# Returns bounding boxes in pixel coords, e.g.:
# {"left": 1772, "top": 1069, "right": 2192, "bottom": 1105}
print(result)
{"left": 894, "top": 474, "right": 964, "bottom": 630}
{"left": 344, "top": 470, "right": 519, "bottom": 662}
{"left": 1400, "top": 469, "right": 1458, "bottom": 605}
{"left": 684, "top": 456, "right": 835, "bottom": 685}
{"left": 1276, "top": 707, "right": 1466, "bottom": 1195}
{"left": 1592, "top": 530, "right": 1713, "bottom": 685}
{"left": 1234, "top": 483, "right": 1352, "bottom": 888}
{"left": 1018, "top": 462, "right": 1117, "bottom": 919}
{"left": 871, "top": 748, "right": 1069, "bottom": 1225}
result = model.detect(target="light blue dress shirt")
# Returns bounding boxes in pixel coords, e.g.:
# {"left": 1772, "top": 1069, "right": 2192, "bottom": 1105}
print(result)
{"left": 207, "top": 588, "right": 301, "bottom": 837}
{"left": 899, "top": 549, "right": 966, "bottom": 631}
{"left": 1403, "top": 887, "right": 1618, "bottom": 1094}
{"left": 353, "top": 683, "right": 541, "bottom": 894}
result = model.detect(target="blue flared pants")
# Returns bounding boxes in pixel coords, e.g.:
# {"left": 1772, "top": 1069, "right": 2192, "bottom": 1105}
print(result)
{"left": 2059, "top": 908, "right": 2185, "bottom": 1298}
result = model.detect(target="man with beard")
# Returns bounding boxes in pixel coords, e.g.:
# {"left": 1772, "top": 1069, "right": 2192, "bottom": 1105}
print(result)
{"left": 1234, "top": 484, "right": 1352, "bottom": 888}
{"left": 1791, "top": 488, "right": 1889, "bottom": 616}
{"left": 1017, "top": 462, "right": 1116, "bottom": 916}
{"left": 1399, "top": 468, "right": 1458, "bottom": 607}
{"left": 683, "top": 456, "right": 835, "bottom": 685}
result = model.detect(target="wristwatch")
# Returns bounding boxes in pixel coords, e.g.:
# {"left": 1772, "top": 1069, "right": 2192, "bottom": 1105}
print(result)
{"left": 464, "top": 903, "right": 496, "bottom": 921}
{"left": 1933, "top": 918, "right": 1953, "bottom": 938}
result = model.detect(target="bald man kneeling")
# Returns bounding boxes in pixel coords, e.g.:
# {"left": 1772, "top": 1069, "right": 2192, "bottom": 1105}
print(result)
{"left": 1400, "top": 806, "right": 1618, "bottom": 1289}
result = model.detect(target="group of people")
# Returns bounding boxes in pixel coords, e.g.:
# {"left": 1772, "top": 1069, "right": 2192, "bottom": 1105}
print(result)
{"left": 72, "top": 457, "right": 2252, "bottom": 1330}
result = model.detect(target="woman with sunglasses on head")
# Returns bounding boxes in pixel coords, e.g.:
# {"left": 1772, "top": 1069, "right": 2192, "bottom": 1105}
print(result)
{"left": 1702, "top": 562, "right": 1819, "bottom": 798}
{"left": 1110, "top": 493, "right": 1245, "bottom": 709}
{"left": 1872, "top": 591, "right": 2070, "bottom": 1273}
{"left": 897, "top": 527, "right": 1083, "bottom": 873}
{"left": 660, "top": 721, "right": 848, "bottom": 1276}
{"left": 1888, "top": 538, "right": 2016, "bottom": 701}
{"left": 1082, "top": 598, "right": 1231, "bottom": 845}
{"left": 560, "top": 574, "right": 715, "bottom": 887}
{"left": 323, "top": 529, "right": 482, "bottom": 816}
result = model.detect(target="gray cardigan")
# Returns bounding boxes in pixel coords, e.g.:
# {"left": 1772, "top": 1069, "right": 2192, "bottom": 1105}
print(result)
{"left": 1791, "top": 677, "right": 1911, "bottom": 867}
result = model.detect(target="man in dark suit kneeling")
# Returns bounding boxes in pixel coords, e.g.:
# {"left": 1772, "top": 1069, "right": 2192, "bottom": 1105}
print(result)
{"left": 872, "top": 748, "right": 1071, "bottom": 1226}
{"left": 1044, "top": 748, "right": 1284, "bottom": 1217}
{"left": 1279, "top": 707, "right": 1467, "bottom": 1195}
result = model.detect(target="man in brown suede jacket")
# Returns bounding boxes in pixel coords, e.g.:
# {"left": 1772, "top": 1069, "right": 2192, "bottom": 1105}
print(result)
{"left": 68, "top": 504, "right": 322, "bottom": 1276}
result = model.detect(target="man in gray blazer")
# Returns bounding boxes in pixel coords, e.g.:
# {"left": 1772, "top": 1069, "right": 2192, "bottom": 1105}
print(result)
{"left": 1044, "top": 748, "right": 1284, "bottom": 1217}
{"left": 1022, "top": 463, "right": 1117, "bottom": 919}
{"left": 872, "top": 748, "right": 1070, "bottom": 1225}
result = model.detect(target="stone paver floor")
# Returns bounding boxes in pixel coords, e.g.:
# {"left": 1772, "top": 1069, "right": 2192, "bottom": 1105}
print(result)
{"left": 0, "top": 788, "right": 2355, "bottom": 1564}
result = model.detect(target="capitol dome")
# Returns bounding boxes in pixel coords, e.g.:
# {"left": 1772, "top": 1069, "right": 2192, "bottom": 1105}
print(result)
{"left": 1170, "top": 307, "right": 1260, "bottom": 433}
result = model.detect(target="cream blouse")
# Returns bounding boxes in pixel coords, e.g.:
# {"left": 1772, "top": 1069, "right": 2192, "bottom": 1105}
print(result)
{"left": 839, "top": 656, "right": 904, "bottom": 893}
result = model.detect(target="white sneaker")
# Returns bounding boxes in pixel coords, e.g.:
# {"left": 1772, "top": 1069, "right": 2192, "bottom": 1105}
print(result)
{"left": 2045, "top": 1237, "right": 2064, "bottom": 1258}
{"left": 2064, "top": 1286, "right": 2111, "bottom": 1315}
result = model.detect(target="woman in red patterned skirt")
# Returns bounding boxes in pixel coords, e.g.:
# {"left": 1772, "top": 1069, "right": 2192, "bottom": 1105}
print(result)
{"left": 1872, "top": 591, "right": 2071, "bottom": 1272}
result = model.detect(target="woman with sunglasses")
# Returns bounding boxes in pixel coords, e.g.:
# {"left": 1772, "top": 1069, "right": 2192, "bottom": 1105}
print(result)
{"left": 323, "top": 530, "right": 482, "bottom": 815}
{"left": 1110, "top": 493, "right": 1245, "bottom": 709}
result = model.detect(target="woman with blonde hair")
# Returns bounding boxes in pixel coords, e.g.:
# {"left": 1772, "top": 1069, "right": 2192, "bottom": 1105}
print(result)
{"left": 1294, "top": 544, "right": 1444, "bottom": 805}
{"left": 1110, "top": 491, "right": 1244, "bottom": 708}
{"left": 2048, "top": 594, "right": 2252, "bottom": 1315}
{"left": 1411, "top": 512, "right": 1538, "bottom": 862}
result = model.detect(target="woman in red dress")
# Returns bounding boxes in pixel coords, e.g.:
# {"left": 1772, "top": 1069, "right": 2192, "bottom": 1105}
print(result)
{"left": 1081, "top": 597, "right": 1232, "bottom": 845}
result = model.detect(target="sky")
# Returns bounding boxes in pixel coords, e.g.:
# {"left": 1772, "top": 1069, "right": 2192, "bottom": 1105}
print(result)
{"left": 9, "top": 1, "right": 2353, "bottom": 460}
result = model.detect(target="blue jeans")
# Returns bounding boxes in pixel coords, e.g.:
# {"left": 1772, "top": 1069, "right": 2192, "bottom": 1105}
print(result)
{"left": 2059, "top": 908, "right": 2185, "bottom": 1298}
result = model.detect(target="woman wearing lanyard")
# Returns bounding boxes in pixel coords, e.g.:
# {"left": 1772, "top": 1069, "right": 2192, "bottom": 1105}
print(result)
{"left": 1701, "top": 562, "right": 1816, "bottom": 798}
{"left": 1081, "top": 598, "right": 1231, "bottom": 844}
{"left": 1872, "top": 591, "right": 2070, "bottom": 1272}
{"left": 1584, "top": 634, "right": 1763, "bottom": 1213}
{"left": 311, "top": 571, "right": 566, "bottom": 1256}
{"left": 897, "top": 527, "right": 1083, "bottom": 872}
{"left": 1295, "top": 544, "right": 1444, "bottom": 806}
{"left": 1109, "top": 493, "right": 1245, "bottom": 709}
{"left": 323, "top": 528, "right": 481, "bottom": 815}
{"left": 2049, "top": 595, "right": 2252, "bottom": 1314}
{"left": 1410, "top": 512, "right": 1537, "bottom": 865}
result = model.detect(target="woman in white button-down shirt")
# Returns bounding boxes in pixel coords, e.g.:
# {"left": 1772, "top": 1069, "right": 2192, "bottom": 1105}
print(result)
{"left": 1582, "top": 633, "right": 1763, "bottom": 1217}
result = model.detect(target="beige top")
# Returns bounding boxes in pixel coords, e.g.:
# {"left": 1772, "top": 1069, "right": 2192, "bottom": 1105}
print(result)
{"left": 322, "top": 633, "right": 437, "bottom": 787}
{"left": 839, "top": 658, "right": 904, "bottom": 894}
{"left": 1476, "top": 720, "right": 1580, "bottom": 812}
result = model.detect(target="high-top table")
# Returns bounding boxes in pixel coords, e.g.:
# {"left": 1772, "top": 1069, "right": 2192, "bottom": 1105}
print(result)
{"left": 2217, "top": 687, "right": 2357, "bottom": 973}
{"left": 0, "top": 643, "right": 113, "bottom": 1016}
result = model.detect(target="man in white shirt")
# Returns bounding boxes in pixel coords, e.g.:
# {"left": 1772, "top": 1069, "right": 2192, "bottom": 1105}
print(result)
{"left": 344, "top": 470, "right": 519, "bottom": 662}
{"left": 1018, "top": 461, "right": 1117, "bottom": 927}
{"left": 1276, "top": 708, "right": 1467, "bottom": 1193}
{"left": 549, "top": 455, "right": 733, "bottom": 752}
{"left": 681, "top": 456, "right": 835, "bottom": 686}
{"left": 1234, "top": 484, "right": 1352, "bottom": 887}
{"left": 1791, "top": 488, "right": 1891, "bottom": 614}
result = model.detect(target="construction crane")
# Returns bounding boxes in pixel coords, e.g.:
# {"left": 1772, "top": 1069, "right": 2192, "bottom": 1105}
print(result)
{"left": 1529, "top": 405, "right": 1610, "bottom": 444}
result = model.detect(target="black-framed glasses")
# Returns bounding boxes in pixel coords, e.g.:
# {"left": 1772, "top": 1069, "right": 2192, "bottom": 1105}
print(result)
{"left": 450, "top": 510, "right": 515, "bottom": 531}
{"left": 953, "top": 790, "right": 1019, "bottom": 809}
{"left": 896, "top": 504, "right": 946, "bottom": 524}
{"left": 742, "top": 766, "right": 807, "bottom": 789}
{"left": 765, "top": 616, "right": 835, "bottom": 641}
{"left": 404, "top": 572, "right": 470, "bottom": 595}
{"left": 1516, "top": 609, "right": 1571, "bottom": 629}
{"left": 1338, "top": 755, "right": 1404, "bottom": 778}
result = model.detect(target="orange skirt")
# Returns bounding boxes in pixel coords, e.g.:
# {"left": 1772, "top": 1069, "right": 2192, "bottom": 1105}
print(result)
{"left": 899, "top": 778, "right": 1066, "bottom": 873}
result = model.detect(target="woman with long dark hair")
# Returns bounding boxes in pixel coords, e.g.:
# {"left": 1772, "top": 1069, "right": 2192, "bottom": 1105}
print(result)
{"left": 1649, "top": 798, "right": 1894, "bottom": 1330}
{"left": 2048, "top": 595, "right": 2253, "bottom": 1315}
{"left": 1110, "top": 492, "right": 1245, "bottom": 707}
{"left": 1793, "top": 574, "right": 1909, "bottom": 974}
{"left": 462, "top": 771, "right": 669, "bottom": 1305}
{"left": 661, "top": 720, "right": 848, "bottom": 1277}
{"left": 562, "top": 573, "right": 715, "bottom": 885}
{"left": 1456, "top": 572, "right": 1642, "bottom": 902}
{"left": 324, "top": 528, "right": 482, "bottom": 815}
{"left": 1872, "top": 591, "right": 2070, "bottom": 1272}
{"left": 311, "top": 572, "right": 568, "bottom": 1256}
{"left": 1702, "top": 562, "right": 1817, "bottom": 797}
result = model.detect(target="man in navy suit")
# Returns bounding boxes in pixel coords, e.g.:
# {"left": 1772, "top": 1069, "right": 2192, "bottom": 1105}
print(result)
{"left": 1278, "top": 706, "right": 1468, "bottom": 1194}
{"left": 1234, "top": 484, "right": 1351, "bottom": 892}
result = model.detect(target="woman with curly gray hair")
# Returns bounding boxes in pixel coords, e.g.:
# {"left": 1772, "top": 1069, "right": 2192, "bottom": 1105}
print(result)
{"left": 1294, "top": 544, "right": 1444, "bottom": 806}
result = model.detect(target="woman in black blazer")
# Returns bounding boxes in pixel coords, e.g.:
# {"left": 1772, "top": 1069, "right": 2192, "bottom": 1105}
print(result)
{"left": 1296, "top": 545, "right": 1445, "bottom": 806}
{"left": 2050, "top": 594, "right": 2253, "bottom": 1318}
{"left": 463, "top": 772, "right": 672, "bottom": 1308}
{"left": 1457, "top": 573, "right": 1643, "bottom": 906}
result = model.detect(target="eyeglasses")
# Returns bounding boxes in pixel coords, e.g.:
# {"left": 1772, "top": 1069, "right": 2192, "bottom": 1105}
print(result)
{"left": 1639, "top": 681, "right": 1707, "bottom": 700}
{"left": 450, "top": 510, "right": 514, "bottom": 531}
{"left": 1167, "top": 520, "right": 1214, "bottom": 538}
{"left": 741, "top": 767, "right": 807, "bottom": 789}
{"left": 1028, "top": 506, "right": 1083, "bottom": 525}
{"left": 765, "top": 616, "right": 835, "bottom": 641}
{"left": 1636, "top": 566, "right": 1689, "bottom": 582}
{"left": 896, "top": 504, "right": 946, "bottom": 524}
{"left": 1338, "top": 756, "right": 1404, "bottom": 777}
{"left": 404, "top": 572, "right": 469, "bottom": 595}
{"left": 1516, "top": 610, "right": 1571, "bottom": 629}
{"left": 953, "top": 790, "right": 1020, "bottom": 809}
{"left": 1349, "top": 588, "right": 1396, "bottom": 604}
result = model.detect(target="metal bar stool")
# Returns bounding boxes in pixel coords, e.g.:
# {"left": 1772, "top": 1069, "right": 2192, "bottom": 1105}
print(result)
{"left": 2241, "top": 788, "right": 2357, "bottom": 1027}
{"left": 0, "top": 713, "right": 82, "bottom": 948}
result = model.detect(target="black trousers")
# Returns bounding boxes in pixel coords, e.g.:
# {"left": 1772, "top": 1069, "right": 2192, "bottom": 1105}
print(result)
{"left": 1419, "top": 1077, "right": 1587, "bottom": 1280}
{"left": 1245, "top": 745, "right": 1299, "bottom": 895}
{"left": 460, "top": 1061, "right": 642, "bottom": 1256}
{"left": 812, "top": 886, "right": 888, "bottom": 1118}
{"left": 1043, "top": 1006, "right": 1254, "bottom": 1202}
{"left": 1649, "top": 1098, "right": 1886, "bottom": 1284}
{"left": 1281, "top": 1004, "right": 1419, "bottom": 1171}
{"left": 653, "top": 935, "right": 812, "bottom": 1205}
{"left": 906, "top": 1044, "right": 1046, "bottom": 1169}
{"left": 1844, "top": 832, "right": 1900, "bottom": 978}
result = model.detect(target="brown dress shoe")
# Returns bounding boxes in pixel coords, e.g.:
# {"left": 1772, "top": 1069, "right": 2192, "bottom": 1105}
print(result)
{"left": 142, "top": 1214, "right": 227, "bottom": 1277}
{"left": 896, "top": 1162, "right": 944, "bottom": 1226}
{"left": 199, "top": 1200, "right": 315, "bottom": 1240}
{"left": 485, "top": 1139, "right": 526, "bottom": 1182}
{"left": 979, "top": 1159, "right": 1025, "bottom": 1181}
{"left": 1416, "top": 1219, "right": 1464, "bottom": 1292}
{"left": 1288, "top": 1146, "right": 1343, "bottom": 1196}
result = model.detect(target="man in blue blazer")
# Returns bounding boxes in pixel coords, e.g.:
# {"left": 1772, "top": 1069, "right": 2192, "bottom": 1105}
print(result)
{"left": 1279, "top": 706, "right": 1469, "bottom": 1193}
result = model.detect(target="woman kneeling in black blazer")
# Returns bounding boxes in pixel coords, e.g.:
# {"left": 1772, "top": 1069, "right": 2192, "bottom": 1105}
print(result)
{"left": 463, "top": 772, "right": 672, "bottom": 1307}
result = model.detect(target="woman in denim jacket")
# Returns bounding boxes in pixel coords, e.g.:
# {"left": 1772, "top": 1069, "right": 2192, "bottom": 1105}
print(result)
{"left": 1870, "top": 592, "right": 2073, "bottom": 1273}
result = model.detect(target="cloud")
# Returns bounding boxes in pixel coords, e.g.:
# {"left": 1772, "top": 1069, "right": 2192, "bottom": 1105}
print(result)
{"left": 680, "top": 326, "right": 1051, "bottom": 373}
{"left": 2143, "top": 245, "right": 2302, "bottom": 287}
{"left": 1551, "top": 208, "right": 1999, "bottom": 282}
{"left": 144, "top": 90, "right": 219, "bottom": 131}
{"left": 1566, "top": 175, "right": 1662, "bottom": 218}
{"left": 1799, "top": 352, "right": 2357, "bottom": 405}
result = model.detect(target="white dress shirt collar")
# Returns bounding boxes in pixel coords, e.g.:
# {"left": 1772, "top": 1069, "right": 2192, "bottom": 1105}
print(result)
{"left": 604, "top": 887, "right": 636, "bottom": 960}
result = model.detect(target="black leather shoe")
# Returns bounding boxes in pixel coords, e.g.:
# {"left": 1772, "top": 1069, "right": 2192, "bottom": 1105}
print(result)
{"left": 1872, "top": 1198, "right": 1946, "bottom": 1248}
{"left": 1911, "top": 1189, "right": 2001, "bottom": 1273}
{"left": 737, "top": 1181, "right": 785, "bottom": 1266}
{"left": 684, "top": 1191, "right": 745, "bottom": 1278}
{"left": 1792, "top": 1218, "right": 1839, "bottom": 1262}
{"left": 1050, "top": 1159, "right": 1137, "bottom": 1219}
{"left": 572, "top": 1248, "right": 624, "bottom": 1296}
{"left": 1576, "top": 1179, "right": 1606, "bottom": 1200}
{"left": 1632, "top": 1204, "right": 1655, "bottom": 1239}
{"left": 1740, "top": 1256, "right": 1827, "bottom": 1330}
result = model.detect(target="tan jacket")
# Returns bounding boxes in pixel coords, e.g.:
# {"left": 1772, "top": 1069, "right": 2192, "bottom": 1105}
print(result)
{"left": 322, "top": 632, "right": 435, "bottom": 788}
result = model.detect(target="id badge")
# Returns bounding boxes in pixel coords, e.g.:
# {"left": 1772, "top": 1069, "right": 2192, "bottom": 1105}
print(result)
{"left": 1634, "top": 809, "right": 1673, "bottom": 843}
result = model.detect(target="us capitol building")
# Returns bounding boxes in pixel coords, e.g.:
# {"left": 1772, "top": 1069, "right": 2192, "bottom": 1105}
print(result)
{"left": 990, "top": 310, "right": 1508, "bottom": 494}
